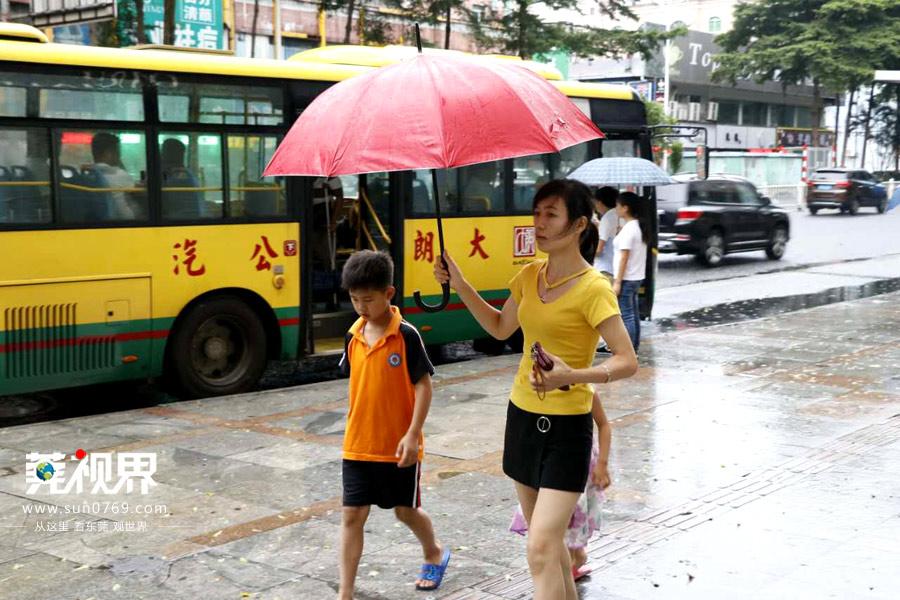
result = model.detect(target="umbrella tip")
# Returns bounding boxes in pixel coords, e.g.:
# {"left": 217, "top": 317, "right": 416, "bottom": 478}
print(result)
{"left": 415, "top": 23, "right": 422, "bottom": 53}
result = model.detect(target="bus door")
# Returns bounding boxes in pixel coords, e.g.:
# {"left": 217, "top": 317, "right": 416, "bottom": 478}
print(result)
{"left": 307, "top": 172, "right": 396, "bottom": 354}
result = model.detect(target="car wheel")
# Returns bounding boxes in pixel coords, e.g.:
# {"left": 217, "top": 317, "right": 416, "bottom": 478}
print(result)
{"left": 848, "top": 196, "right": 860, "bottom": 215}
{"left": 698, "top": 231, "right": 725, "bottom": 267}
{"left": 808, "top": 207, "right": 818, "bottom": 216}
{"left": 766, "top": 225, "right": 788, "bottom": 260}
{"left": 877, "top": 197, "right": 887, "bottom": 214}
{"left": 168, "top": 296, "right": 268, "bottom": 398}
{"left": 473, "top": 336, "right": 507, "bottom": 356}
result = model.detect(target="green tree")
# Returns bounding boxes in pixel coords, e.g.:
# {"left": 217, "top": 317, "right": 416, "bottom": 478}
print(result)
{"left": 387, "top": 0, "right": 468, "bottom": 49}
{"left": 871, "top": 84, "right": 900, "bottom": 170}
{"left": 714, "top": 0, "right": 900, "bottom": 147}
{"left": 469, "top": 0, "right": 677, "bottom": 60}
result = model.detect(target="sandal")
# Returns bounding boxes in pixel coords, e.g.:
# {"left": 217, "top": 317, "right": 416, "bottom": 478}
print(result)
{"left": 415, "top": 548, "right": 451, "bottom": 591}
{"left": 572, "top": 565, "right": 592, "bottom": 581}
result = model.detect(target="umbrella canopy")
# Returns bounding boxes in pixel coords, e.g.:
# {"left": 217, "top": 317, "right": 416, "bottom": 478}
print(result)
{"left": 264, "top": 38, "right": 603, "bottom": 312}
{"left": 567, "top": 157, "right": 677, "bottom": 187}
{"left": 263, "top": 52, "right": 603, "bottom": 177}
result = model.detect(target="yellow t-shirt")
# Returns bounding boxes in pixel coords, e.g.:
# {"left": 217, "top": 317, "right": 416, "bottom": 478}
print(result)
{"left": 509, "top": 260, "right": 620, "bottom": 415}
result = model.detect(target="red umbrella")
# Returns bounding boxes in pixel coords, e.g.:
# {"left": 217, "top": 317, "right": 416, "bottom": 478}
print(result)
{"left": 264, "top": 26, "right": 603, "bottom": 311}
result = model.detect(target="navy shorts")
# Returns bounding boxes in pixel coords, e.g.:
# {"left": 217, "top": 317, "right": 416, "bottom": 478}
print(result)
{"left": 502, "top": 401, "right": 593, "bottom": 493}
{"left": 342, "top": 459, "right": 422, "bottom": 509}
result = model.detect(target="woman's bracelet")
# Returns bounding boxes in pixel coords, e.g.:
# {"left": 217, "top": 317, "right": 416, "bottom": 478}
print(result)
{"left": 602, "top": 363, "right": 612, "bottom": 384}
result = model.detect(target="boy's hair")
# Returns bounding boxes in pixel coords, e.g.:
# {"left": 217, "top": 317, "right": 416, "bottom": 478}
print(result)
{"left": 594, "top": 186, "right": 618, "bottom": 209}
{"left": 341, "top": 250, "right": 393, "bottom": 291}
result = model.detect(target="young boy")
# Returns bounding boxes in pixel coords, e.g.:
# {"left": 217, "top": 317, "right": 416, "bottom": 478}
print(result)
{"left": 337, "top": 250, "right": 450, "bottom": 599}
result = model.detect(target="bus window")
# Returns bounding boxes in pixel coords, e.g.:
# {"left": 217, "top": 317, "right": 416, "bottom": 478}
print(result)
{"left": 601, "top": 139, "right": 640, "bottom": 158}
{"left": 227, "top": 134, "right": 284, "bottom": 218}
{"left": 0, "top": 128, "right": 51, "bottom": 224}
{"left": 557, "top": 142, "right": 590, "bottom": 178}
{"left": 0, "top": 70, "right": 145, "bottom": 121}
{"left": 0, "top": 80, "right": 25, "bottom": 117}
{"left": 513, "top": 154, "right": 551, "bottom": 212}
{"left": 57, "top": 130, "right": 148, "bottom": 223}
{"left": 456, "top": 161, "right": 503, "bottom": 214}
{"left": 157, "top": 79, "right": 283, "bottom": 126}
{"left": 160, "top": 133, "right": 224, "bottom": 220}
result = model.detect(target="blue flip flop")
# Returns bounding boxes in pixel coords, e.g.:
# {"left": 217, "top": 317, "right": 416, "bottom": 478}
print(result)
{"left": 415, "top": 548, "right": 451, "bottom": 591}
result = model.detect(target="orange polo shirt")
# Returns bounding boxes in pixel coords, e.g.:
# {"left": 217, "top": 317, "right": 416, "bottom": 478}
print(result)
{"left": 339, "top": 306, "right": 434, "bottom": 463}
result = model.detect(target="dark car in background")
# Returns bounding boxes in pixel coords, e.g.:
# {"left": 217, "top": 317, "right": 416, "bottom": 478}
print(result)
{"left": 657, "top": 175, "right": 791, "bottom": 267}
{"left": 806, "top": 168, "right": 888, "bottom": 215}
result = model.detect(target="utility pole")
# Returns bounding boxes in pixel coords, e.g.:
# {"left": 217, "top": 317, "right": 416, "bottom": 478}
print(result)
{"left": 273, "top": 0, "right": 282, "bottom": 58}
{"left": 164, "top": 0, "right": 176, "bottom": 45}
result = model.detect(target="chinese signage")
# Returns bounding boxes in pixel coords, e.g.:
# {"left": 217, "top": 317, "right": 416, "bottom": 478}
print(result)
{"left": 27, "top": 450, "right": 158, "bottom": 496}
{"left": 124, "top": 0, "right": 224, "bottom": 50}
{"left": 776, "top": 128, "right": 836, "bottom": 148}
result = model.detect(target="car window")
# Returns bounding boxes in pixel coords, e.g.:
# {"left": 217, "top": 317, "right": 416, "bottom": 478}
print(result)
{"left": 813, "top": 171, "right": 848, "bottom": 181}
{"left": 734, "top": 183, "right": 760, "bottom": 205}
{"left": 690, "top": 180, "right": 733, "bottom": 204}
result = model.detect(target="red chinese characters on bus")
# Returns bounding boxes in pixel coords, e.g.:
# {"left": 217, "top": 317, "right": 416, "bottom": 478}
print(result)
{"left": 172, "top": 239, "right": 206, "bottom": 276}
{"left": 250, "top": 235, "right": 279, "bottom": 271}
{"left": 468, "top": 228, "right": 489, "bottom": 259}
{"left": 414, "top": 230, "right": 434, "bottom": 263}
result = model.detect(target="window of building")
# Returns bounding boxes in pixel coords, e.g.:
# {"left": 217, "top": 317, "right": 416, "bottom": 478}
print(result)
{"left": 772, "top": 105, "right": 797, "bottom": 127}
{"left": 56, "top": 130, "right": 148, "bottom": 223}
{"left": 716, "top": 100, "right": 740, "bottom": 125}
{"left": 0, "top": 128, "right": 52, "bottom": 224}
{"left": 741, "top": 102, "right": 767, "bottom": 126}
{"left": 227, "top": 135, "right": 285, "bottom": 218}
{"left": 158, "top": 79, "right": 283, "bottom": 126}
{"left": 709, "top": 17, "right": 722, "bottom": 33}
{"left": 795, "top": 108, "right": 813, "bottom": 128}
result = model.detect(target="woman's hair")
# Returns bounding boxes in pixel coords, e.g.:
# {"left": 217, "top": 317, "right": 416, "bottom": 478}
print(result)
{"left": 533, "top": 179, "right": 598, "bottom": 263}
{"left": 617, "top": 191, "right": 649, "bottom": 244}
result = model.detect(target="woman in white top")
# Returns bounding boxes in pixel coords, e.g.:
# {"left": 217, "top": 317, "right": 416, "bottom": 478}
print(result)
{"left": 612, "top": 192, "right": 648, "bottom": 351}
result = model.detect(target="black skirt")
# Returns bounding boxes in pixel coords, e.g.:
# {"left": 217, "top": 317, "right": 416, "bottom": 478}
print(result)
{"left": 502, "top": 401, "right": 593, "bottom": 493}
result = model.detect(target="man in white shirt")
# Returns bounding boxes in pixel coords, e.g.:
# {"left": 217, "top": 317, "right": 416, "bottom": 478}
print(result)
{"left": 89, "top": 133, "right": 138, "bottom": 220}
{"left": 593, "top": 186, "right": 620, "bottom": 279}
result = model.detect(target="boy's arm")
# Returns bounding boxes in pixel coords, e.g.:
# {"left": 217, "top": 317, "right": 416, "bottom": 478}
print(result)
{"left": 592, "top": 392, "right": 612, "bottom": 489}
{"left": 397, "top": 374, "right": 432, "bottom": 467}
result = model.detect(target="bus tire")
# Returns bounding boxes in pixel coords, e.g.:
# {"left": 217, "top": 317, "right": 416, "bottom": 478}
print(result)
{"left": 506, "top": 329, "right": 525, "bottom": 353}
{"left": 473, "top": 336, "right": 507, "bottom": 356}
{"left": 169, "top": 296, "right": 268, "bottom": 398}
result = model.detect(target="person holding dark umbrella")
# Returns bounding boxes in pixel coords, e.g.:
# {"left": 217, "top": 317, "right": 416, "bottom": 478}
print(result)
{"left": 434, "top": 179, "right": 638, "bottom": 599}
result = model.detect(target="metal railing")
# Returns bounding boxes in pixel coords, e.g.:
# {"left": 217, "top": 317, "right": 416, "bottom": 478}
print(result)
{"left": 758, "top": 184, "right": 806, "bottom": 211}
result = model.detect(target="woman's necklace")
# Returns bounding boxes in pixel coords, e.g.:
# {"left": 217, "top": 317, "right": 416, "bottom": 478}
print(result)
{"left": 539, "top": 264, "right": 592, "bottom": 303}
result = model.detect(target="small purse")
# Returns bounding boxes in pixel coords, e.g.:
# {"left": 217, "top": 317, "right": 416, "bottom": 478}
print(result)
{"left": 531, "top": 341, "right": 570, "bottom": 400}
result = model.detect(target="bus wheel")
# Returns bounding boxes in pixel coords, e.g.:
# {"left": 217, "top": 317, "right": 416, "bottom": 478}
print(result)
{"left": 473, "top": 337, "right": 507, "bottom": 356}
{"left": 169, "top": 296, "right": 268, "bottom": 398}
{"left": 506, "top": 329, "right": 525, "bottom": 353}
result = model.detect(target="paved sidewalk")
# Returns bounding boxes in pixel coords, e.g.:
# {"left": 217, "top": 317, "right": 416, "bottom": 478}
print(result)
{"left": 1, "top": 292, "right": 898, "bottom": 599}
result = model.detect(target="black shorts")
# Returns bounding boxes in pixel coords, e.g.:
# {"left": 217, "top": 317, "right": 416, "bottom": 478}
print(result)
{"left": 503, "top": 401, "right": 593, "bottom": 493}
{"left": 342, "top": 459, "right": 422, "bottom": 509}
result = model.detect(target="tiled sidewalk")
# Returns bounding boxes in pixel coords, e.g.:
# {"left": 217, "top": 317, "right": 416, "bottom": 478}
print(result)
{"left": 1, "top": 293, "right": 898, "bottom": 599}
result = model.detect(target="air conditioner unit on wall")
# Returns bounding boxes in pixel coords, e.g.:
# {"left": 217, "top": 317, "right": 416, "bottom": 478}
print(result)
{"left": 707, "top": 101, "right": 719, "bottom": 121}
{"left": 689, "top": 102, "right": 702, "bottom": 122}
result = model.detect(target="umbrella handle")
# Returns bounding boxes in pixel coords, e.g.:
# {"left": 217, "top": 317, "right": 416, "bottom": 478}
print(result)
{"left": 413, "top": 282, "right": 450, "bottom": 313}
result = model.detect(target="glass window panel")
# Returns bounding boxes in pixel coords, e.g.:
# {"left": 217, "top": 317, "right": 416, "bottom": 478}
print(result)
{"left": 734, "top": 183, "right": 760, "bottom": 205}
{"left": 158, "top": 78, "right": 283, "bottom": 125}
{"left": 0, "top": 128, "right": 52, "bottom": 224}
{"left": 57, "top": 130, "right": 148, "bottom": 223}
{"left": 557, "top": 142, "right": 590, "bottom": 178}
{"left": 0, "top": 70, "right": 144, "bottom": 121}
{"left": 227, "top": 135, "right": 284, "bottom": 217}
{"left": 742, "top": 102, "right": 767, "bottom": 126}
{"left": 717, "top": 100, "right": 740, "bottom": 125}
{"left": 795, "top": 108, "right": 813, "bottom": 128}
{"left": 513, "top": 154, "right": 551, "bottom": 212}
{"left": 455, "top": 161, "right": 504, "bottom": 215}
{"left": 601, "top": 139, "right": 639, "bottom": 158}
{"left": 160, "top": 133, "right": 224, "bottom": 220}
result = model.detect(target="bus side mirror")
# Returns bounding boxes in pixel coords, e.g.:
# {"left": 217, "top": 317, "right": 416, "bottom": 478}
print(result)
{"left": 696, "top": 145, "right": 709, "bottom": 180}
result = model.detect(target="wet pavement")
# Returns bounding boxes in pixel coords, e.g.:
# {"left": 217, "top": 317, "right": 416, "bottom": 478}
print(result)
{"left": 1, "top": 291, "right": 898, "bottom": 599}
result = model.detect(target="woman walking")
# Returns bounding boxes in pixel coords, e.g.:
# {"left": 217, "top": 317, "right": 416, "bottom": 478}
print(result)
{"left": 612, "top": 191, "right": 648, "bottom": 352}
{"left": 434, "top": 179, "right": 637, "bottom": 599}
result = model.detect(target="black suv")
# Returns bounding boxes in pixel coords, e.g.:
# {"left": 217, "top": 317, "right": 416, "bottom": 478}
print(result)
{"left": 806, "top": 168, "right": 888, "bottom": 215}
{"left": 657, "top": 175, "right": 791, "bottom": 267}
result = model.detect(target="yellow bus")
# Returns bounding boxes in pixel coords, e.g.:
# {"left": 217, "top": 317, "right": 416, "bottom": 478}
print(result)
{"left": 0, "top": 24, "right": 654, "bottom": 397}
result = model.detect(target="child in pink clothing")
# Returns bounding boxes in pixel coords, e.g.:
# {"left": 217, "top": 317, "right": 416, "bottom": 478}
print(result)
{"left": 510, "top": 390, "right": 611, "bottom": 579}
